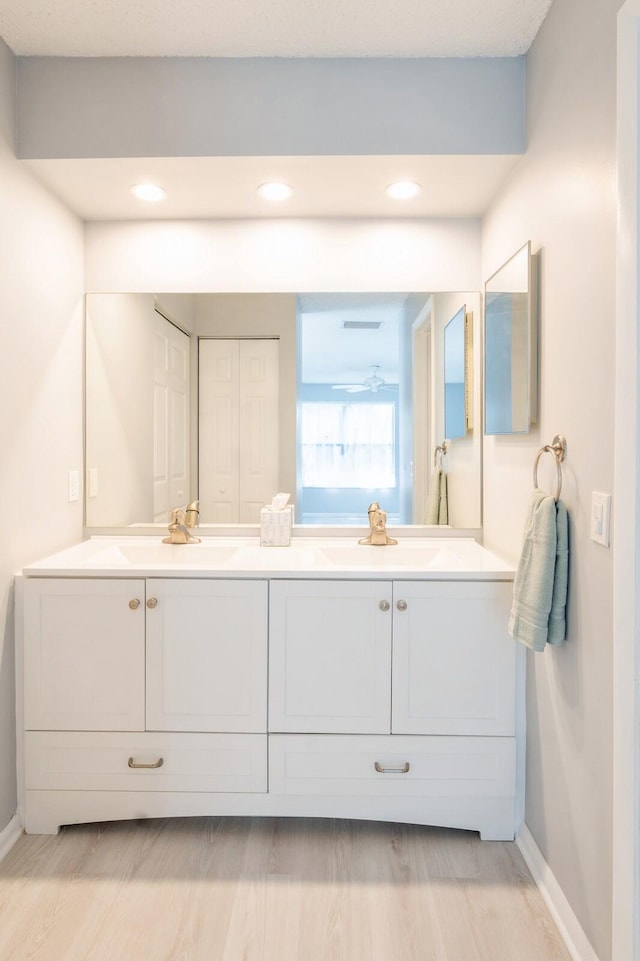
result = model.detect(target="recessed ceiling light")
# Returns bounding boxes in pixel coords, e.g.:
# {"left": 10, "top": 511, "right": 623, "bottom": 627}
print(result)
{"left": 258, "top": 182, "right": 293, "bottom": 201}
{"left": 130, "top": 183, "right": 167, "bottom": 202}
{"left": 386, "top": 181, "right": 421, "bottom": 200}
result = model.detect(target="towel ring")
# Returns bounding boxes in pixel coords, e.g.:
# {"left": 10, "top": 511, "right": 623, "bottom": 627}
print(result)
{"left": 533, "top": 435, "right": 567, "bottom": 501}
{"left": 434, "top": 441, "right": 448, "bottom": 468}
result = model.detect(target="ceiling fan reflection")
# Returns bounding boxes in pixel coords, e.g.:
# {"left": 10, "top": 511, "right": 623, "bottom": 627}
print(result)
{"left": 331, "top": 365, "right": 397, "bottom": 394}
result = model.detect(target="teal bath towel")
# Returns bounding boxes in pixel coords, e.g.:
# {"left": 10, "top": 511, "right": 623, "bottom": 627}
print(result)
{"left": 508, "top": 491, "right": 569, "bottom": 651}
{"left": 548, "top": 498, "right": 569, "bottom": 644}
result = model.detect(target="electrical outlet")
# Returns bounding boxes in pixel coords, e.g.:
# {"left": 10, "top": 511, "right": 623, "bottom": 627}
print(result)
{"left": 590, "top": 491, "right": 611, "bottom": 547}
{"left": 68, "top": 469, "right": 80, "bottom": 503}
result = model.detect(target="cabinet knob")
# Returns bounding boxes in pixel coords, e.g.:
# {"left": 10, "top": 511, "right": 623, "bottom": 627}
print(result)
{"left": 128, "top": 599, "right": 140, "bottom": 610}
{"left": 396, "top": 600, "right": 408, "bottom": 612}
{"left": 146, "top": 597, "right": 158, "bottom": 609}
{"left": 379, "top": 600, "right": 390, "bottom": 612}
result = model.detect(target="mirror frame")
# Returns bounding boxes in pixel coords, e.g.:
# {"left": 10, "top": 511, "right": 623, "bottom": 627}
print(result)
{"left": 443, "top": 304, "right": 471, "bottom": 440}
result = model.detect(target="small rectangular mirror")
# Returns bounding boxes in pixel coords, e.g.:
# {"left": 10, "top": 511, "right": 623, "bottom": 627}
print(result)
{"left": 444, "top": 305, "right": 471, "bottom": 440}
{"left": 484, "top": 241, "right": 537, "bottom": 434}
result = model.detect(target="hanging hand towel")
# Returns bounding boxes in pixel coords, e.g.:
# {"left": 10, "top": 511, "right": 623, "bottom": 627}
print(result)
{"left": 508, "top": 491, "right": 568, "bottom": 651}
{"left": 548, "top": 498, "right": 568, "bottom": 644}
{"left": 425, "top": 468, "right": 442, "bottom": 524}
{"left": 438, "top": 470, "right": 449, "bottom": 525}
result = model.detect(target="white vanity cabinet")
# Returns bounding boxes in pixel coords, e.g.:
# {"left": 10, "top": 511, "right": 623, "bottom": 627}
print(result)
{"left": 145, "top": 578, "right": 267, "bottom": 733}
{"left": 268, "top": 580, "right": 393, "bottom": 734}
{"left": 266, "top": 577, "right": 519, "bottom": 841}
{"left": 19, "top": 545, "right": 521, "bottom": 841}
{"left": 23, "top": 578, "right": 146, "bottom": 732}
{"left": 268, "top": 579, "right": 515, "bottom": 737}
{"left": 22, "top": 576, "right": 269, "bottom": 834}
{"left": 391, "top": 580, "right": 516, "bottom": 736}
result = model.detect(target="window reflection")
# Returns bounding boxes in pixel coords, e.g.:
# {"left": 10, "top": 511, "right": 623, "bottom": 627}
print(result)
{"left": 301, "top": 402, "right": 396, "bottom": 488}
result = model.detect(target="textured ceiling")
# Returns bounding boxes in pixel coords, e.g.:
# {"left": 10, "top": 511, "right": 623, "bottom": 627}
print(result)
{"left": 0, "top": 0, "right": 553, "bottom": 58}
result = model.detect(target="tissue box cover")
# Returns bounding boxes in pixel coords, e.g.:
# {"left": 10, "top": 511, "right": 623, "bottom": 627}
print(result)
{"left": 260, "top": 505, "right": 293, "bottom": 546}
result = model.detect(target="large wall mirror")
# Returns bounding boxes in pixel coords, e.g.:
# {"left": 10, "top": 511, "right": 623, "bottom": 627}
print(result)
{"left": 85, "top": 291, "right": 482, "bottom": 531}
{"left": 484, "top": 241, "right": 537, "bottom": 434}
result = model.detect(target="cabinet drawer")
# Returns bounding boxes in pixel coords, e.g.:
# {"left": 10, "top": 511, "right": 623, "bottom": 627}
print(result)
{"left": 269, "top": 734, "right": 516, "bottom": 799}
{"left": 25, "top": 732, "right": 267, "bottom": 793}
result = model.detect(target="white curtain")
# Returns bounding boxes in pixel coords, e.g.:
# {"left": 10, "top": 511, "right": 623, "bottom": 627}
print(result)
{"left": 301, "top": 402, "right": 395, "bottom": 487}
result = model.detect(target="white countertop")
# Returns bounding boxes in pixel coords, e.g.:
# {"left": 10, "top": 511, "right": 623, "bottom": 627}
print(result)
{"left": 22, "top": 536, "right": 515, "bottom": 580}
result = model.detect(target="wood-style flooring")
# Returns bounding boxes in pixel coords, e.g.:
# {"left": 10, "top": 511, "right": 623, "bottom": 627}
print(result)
{"left": 0, "top": 817, "right": 572, "bottom": 961}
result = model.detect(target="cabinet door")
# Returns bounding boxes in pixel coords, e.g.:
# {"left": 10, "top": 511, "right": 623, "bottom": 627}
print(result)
{"left": 24, "top": 578, "right": 145, "bottom": 731}
{"left": 391, "top": 581, "right": 516, "bottom": 736}
{"left": 269, "top": 580, "right": 393, "bottom": 734}
{"left": 146, "top": 579, "right": 268, "bottom": 732}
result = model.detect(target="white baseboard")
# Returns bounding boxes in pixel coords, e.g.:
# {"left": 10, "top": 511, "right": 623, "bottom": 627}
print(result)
{"left": 517, "top": 824, "right": 600, "bottom": 961}
{"left": 0, "top": 814, "right": 23, "bottom": 864}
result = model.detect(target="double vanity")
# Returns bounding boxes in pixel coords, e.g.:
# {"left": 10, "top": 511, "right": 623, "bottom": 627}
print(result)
{"left": 17, "top": 536, "right": 523, "bottom": 841}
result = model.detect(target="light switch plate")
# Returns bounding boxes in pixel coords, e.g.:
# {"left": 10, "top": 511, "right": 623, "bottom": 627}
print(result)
{"left": 88, "top": 468, "right": 98, "bottom": 498}
{"left": 591, "top": 491, "right": 611, "bottom": 547}
{"left": 68, "top": 469, "right": 80, "bottom": 503}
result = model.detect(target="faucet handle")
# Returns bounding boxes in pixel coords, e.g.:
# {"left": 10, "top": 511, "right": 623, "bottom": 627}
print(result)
{"left": 169, "top": 508, "right": 186, "bottom": 526}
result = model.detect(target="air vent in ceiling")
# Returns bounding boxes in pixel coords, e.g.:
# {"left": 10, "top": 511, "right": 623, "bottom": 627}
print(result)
{"left": 341, "top": 320, "right": 383, "bottom": 330}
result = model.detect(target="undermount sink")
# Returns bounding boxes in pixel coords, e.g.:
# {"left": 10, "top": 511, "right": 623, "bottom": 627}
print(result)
{"left": 317, "top": 543, "right": 454, "bottom": 569}
{"left": 115, "top": 543, "right": 239, "bottom": 567}
{"left": 227, "top": 546, "right": 320, "bottom": 570}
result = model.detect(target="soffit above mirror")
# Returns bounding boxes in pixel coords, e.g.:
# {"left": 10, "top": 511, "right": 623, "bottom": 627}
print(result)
{"left": 17, "top": 52, "right": 525, "bottom": 220}
{"left": 23, "top": 155, "right": 521, "bottom": 221}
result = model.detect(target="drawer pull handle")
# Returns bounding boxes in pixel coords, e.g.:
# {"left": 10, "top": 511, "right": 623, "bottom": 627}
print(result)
{"left": 379, "top": 600, "right": 390, "bottom": 612}
{"left": 146, "top": 597, "right": 158, "bottom": 609}
{"left": 128, "top": 599, "right": 140, "bottom": 610}
{"left": 374, "top": 761, "right": 410, "bottom": 774}
{"left": 396, "top": 600, "right": 408, "bottom": 612}
{"left": 128, "top": 757, "right": 164, "bottom": 769}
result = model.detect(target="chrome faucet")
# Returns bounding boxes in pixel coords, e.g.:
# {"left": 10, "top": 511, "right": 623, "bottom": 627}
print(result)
{"left": 163, "top": 501, "right": 201, "bottom": 544}
{"left": 358, "top": 502, "right": 398, "bottom": 546}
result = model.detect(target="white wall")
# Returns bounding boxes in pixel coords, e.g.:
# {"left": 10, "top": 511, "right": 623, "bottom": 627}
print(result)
{"left": 84, "top": 218, "right": 481, "bottom": 293}
{"left": 155, "top": 293, "right": 197, "bottom": 333}
{"left": 481, "top": 1, "right": 621, "bottom": 957}
{"left": 0, "top": 38, "right": 84, "bottom": 832}
{"left": 85, "top": 294, "right": 155, "bottom": 527}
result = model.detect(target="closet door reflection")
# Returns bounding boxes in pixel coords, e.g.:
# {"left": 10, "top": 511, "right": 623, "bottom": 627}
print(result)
{"left": 153, "top": 315, "right": 190, "bottom": 522}
{"left": 199, "top": 339, "right": 279, "bottom": 523}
